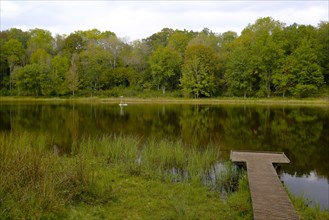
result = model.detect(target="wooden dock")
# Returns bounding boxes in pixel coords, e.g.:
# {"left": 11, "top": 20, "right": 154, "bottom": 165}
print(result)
{"left": 230, "top": 151, "right": 299, "bottom": 220}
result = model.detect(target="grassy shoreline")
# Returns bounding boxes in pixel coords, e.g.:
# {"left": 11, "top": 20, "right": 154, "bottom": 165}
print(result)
{"left": 0, "top": 132, "right": 251, "bottom": 219}
{"left": 1, "top": 96, "right": 329, "bottom": 106}
{"left": 1, "top": 132, "right": 328, "bottom": 219}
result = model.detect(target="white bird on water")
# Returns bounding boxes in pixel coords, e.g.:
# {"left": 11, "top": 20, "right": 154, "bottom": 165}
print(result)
{"left": 119, "top": 96, "right": 128, "bottom": 106}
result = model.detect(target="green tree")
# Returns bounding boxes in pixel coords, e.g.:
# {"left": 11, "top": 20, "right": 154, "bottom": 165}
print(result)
{"left": 75, "top": 29, "right": 115, "bottom": 41}
{"left": 54, "top": 34, "right": 66, "bottom": 55}
{"left": 291, "top": 39, "right": 323, "bottom": 97}
{"left": 167, "top": 30, "right": 195, "bottom": 55}
{"left": 124, "top": 40, "right": 151, "bottom": 90}
{"left": 217, "top": 31, "right": 238, "bottom": 93}
{"left": 272, "top": 55, "right": 296, "bottom": 97}
{"left": 145, "top": 28, "right": 174, "bottom": 50}
{"left": 224, "top": 27, "right": 258, "bottom": 97}
{"left": 27, "top": 28, "right": 54, "bottom": 56}
{"left": 76, "top": 28, "right": 102, "bottom": 41}
{"left": 225, "top": 45, "right": 253, "bottom": 97}
{"left": 30, "top": 48, "right": 51, "bottom": 65}
{"left": 28, "top": 48, "right": 54, "bottom": 95}
{"left": 66, "top": 53, "right": 80, "bottom": 97}
{"left": 181, "top": 44, "right": 220, "bottom": 98}
{"left": 2, "top": 39, "right": 24, "bottom": 91}
{"left": 149, "top": 46, "right": 182, "bottom": 92}
{"left": 6, "top": 28, "right": 30, "bottom": 49}
{"left": 13, "top": 63, "right": 50, "bottom": 96}
{"left": 103, "top": 67, "right": 134, "bottom": 89}
{"left": 272, "top": 23, "right": 323, "bottom": 97}
{"left": 188, "top": 28, "right": 220, "bottom": 51}
{"left": 219, "top": 31, "right": 238, "bottom": 47}
{"left": 98, "top": 35, "right": 123, "bottom": 69}
{"left": 317, "top": 21, "right": 329, "bottom": 85}
{"left": 51, "top": 55, "right": 69, "bottom": 95}
{"left": 243, "top": 17, "right": 285, "bottom": 97}
{"left": 63, "top": 33, "right": 85, "bottom": 55}
{"left": 125, "top": 40, "right": 150, "bottom": 72}
{"left": 79, "top": 45, "right": 112, "bottom": 93}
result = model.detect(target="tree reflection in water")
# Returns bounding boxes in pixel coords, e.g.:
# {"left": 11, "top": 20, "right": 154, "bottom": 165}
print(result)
{"left": 0, "top": 103, "right": 328, "bottom": 209}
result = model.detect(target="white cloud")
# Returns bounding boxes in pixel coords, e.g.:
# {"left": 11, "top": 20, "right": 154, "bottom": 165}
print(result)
{"left": 1, "top": 1, "right": 328, "bottom": 40}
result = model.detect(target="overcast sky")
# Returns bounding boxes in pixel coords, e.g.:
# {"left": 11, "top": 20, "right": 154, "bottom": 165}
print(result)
{"left": 1, "top": 1, "right": 328, "bottom": 41}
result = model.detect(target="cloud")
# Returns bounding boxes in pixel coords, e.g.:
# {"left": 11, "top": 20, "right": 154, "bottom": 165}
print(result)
{"left": 1, "top": 1, "right": 328, "bottom": 40}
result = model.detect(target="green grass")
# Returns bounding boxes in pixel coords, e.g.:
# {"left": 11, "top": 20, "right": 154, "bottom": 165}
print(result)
{"left": 1, "top": 95, "right": 328, "bottom": 106}
{"left": 0, "top": 131, "right": 328, "bottom": 219}
{"left": 289, "top": 192, "right": 329, "bottom": 220}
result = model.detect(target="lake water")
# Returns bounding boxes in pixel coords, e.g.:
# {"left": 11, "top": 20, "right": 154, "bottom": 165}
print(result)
{"left": 0, "top": 103, "right": 328, "bottom": 210}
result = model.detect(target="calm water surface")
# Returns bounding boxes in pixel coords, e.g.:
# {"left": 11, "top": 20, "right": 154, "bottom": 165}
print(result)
{"left": 0, "top": 103, "right": 328, "bottom": 210}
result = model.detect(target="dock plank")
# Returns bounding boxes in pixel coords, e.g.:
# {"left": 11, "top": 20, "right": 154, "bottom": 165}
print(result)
{"left": 230, "top": 151, "right": 299, "bottom": 220}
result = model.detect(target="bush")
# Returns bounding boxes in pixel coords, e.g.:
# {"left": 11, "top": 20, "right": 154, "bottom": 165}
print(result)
{"left": 293, "top": 84, "right": 318, "bottom": 97}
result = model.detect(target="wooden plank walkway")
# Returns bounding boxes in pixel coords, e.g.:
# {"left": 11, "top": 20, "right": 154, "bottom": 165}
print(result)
{"left": 230, "top": 151, "right": 299, "bottom": 220}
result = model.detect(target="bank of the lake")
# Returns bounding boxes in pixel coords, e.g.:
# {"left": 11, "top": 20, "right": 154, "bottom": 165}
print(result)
{"left": 1, "top": 132, "right": 328, "bottom": 219}
{"left": 1, "top": 96, "right": 329, "bottom": 106}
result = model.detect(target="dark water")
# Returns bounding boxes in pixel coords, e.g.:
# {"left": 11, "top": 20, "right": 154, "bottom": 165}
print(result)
{"left": 0, "top": 103, "right": 328, "bottom": 210}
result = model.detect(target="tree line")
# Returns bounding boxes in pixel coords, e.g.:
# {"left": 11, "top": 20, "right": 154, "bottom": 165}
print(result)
{"left": 1, "top": 17, "right": 328, "bottom": 98}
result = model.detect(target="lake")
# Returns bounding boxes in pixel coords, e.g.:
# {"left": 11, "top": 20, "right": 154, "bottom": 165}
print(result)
{"left": 0, "top": 102, "right": 328, "bottom": 210}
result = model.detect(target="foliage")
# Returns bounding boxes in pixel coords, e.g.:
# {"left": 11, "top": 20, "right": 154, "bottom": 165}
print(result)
{"left": 79, "top": 46, "right": 111, "bottom": 92}
{"left": 0, "top": 19, "right": 328, "bottom": 98}
{"left": 317, "top": 21, "right": 329, "bottom": 85}
{"left": 27, "top": 28, "right": 54, "bottom": 55}
{"left": 2, "top": 39, "right": 25, "bottom": 63}
{"left": 66, "top": 53, "right": 80, "bottom": 97}
{"left": 181, "top": 44, "right": 220, "bottom": 98}
{"left": 149, "top": 46, "right": 182, "bottom": 92}
{"left": 51, "top": 55, "right": 70, "bottom": 95}
{"left": 290, "top": 39, "right": 323, "bottom": 97}
{"left": 2, "top": 39, "right": 25, "bottom": 92}
{"left": 225, "top": 44, "right": 253, "bottom": 97}
{"left": 13, "top": 63, "right": 51, "bottom": 96}
{"left": 62, "top": 32, "right": 85, "bottom": 55}
{"left": 30, "top": 48, "right": 51, "bottom": 65}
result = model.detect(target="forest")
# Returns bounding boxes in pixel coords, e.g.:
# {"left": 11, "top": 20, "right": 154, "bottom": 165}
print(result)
{"left": 0, "top": 17, "right": 328, "bottom": 98}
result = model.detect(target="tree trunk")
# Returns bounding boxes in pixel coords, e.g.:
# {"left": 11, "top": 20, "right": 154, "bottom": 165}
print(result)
{"left": 162, "top": 85, "right": 165, "bottom": 94}
{"left": 9, "top": 63, "right": 15, "bottom": 92}
{"left": 266, "top": 71, "right": 271, "bottom": 98}
{"left": 9, "top": 72, "right": 12, "bottom": 92}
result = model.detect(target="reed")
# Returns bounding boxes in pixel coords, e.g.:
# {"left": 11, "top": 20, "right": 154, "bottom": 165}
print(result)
{"left": 78, "top": 134, "right": 143, "bottom": 175}
{"left": 289, "top": 189, "right": 329, "bottom": 219}
{"left": 187, "top": 146, "right": 221, "bottom": 183}
{"left": 0, "top": 132, "right": 62, "bottom": 218}
{"left": 142, "top": 138, "right": 187, "bottom": 174}
{"left": 0, "top": 132, "right": 115, "bottom": 219}
{"left": 1, "top": 132, "right": 326, "bottom": 219}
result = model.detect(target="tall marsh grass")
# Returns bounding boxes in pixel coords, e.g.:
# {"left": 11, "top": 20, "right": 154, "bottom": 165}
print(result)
{"left": 1, "top": 131, "right": 328, "bottom": 219}
{"left": 77, "top": 135, "right": 245, "bottom": 199}
{"left": 0, "top": 132, "right": 113, "bottom": 219}
{"left": 1, "top": 132, "right": 242, "bottom": 217}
